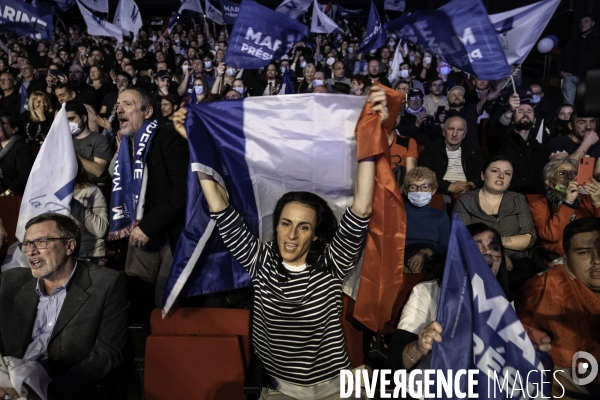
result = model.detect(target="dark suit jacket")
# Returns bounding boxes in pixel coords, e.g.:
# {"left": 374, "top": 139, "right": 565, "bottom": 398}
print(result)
{"left": 0, "top": 261, "right": 129, "bottom": 399}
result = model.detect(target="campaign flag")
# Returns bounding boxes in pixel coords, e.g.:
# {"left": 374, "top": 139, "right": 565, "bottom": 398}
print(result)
{"left": 53, "top": 0, "right": 77, "bottom": 12}
{"left": 275, "top": 0, "right": 312, "bottom": 20}
{"left": 205, "top": 0, "right": 224, "bottom": 25}
{"left": 359, "top": 1, "right": 386, "bottom": 54}
{"left": 163, "top": 94, "right": 365, "bottom": 314}
{"left": 166, "top": 13, "right": 179, "bottom": 34}
{"left": 489, "top": 0, "right": 561, "bottom": 66}
{"left": 278, "top": 69, "right": 294, "bottom": 94}
{"left": 386, "top": 0, "right": 511, "bottom": 80}
{"left": 1, "top": 104, "right": 77, "bottom": 271}
{"left": 77, "top": 1, "right": 123, "bottom": 42}
{"left": 178, "top": 0, "right": 203, "bottom": 15}
{"left": 219, "top": 0, "right": 239, "bottom": 25}
{"left": 386, "top": 42, "right": 404, "bottom": 87}
{"left": 384, "top": 0, "right": 405, "bottom": 12}
{"left": 0, "top": 0, "right": 54, "bottom": 39}
{"left": 311, "top": 0, "right": 341, "bottom": 34}
{"left": 335, "top": 4, "right": 361, "bottom": 17}
{"left": 225, "top": 0, "right": 310, "bottom": 69}
{"left": 78, "top": 0, "right": 108, "bottom": 13}
{"left": 428, "top": 215, "right": 552, "bottom": 398}
{"left": 113, "top": 0, "right": 143, "bottom": 39}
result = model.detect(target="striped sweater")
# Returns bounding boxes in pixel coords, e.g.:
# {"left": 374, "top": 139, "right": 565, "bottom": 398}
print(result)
{"left": 211, "top": 206, "right": 369, "bottom": 386}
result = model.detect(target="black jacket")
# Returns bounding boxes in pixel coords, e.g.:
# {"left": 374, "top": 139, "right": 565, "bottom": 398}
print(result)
{"left": 560, "top": 30, "right": 600, "bottom": 76}
{"left": 0, "top": 136, "right": 35, "bottom": 195}
{"left": 419, "top": 136, "right": 485, "bottom": 195}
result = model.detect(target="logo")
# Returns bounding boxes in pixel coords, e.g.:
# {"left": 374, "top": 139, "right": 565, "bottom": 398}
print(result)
{"left": 572, "top": 351, "right": 598, "bottom": 386}
{"left": 112, "top": 205, "right": 130, "bottom": 220}
{"left": 131, "top": 5, "right": 139, "bottom": 21}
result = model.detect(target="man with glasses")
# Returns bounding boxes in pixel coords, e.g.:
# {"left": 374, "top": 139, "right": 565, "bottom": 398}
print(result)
{"left": 0, "top": 72, "right": 19, "bottom": 115}
{"left": 18, "top": 63, "right": 45, "bottom": 113}
{"left": 487, "top": 92, "right": 550, "bottom": 194}
{"left": 0, "top": 213, "right": 128, "bottom": 399}
{"left": 68, "top": 64, "right": 95, "bottom": 105}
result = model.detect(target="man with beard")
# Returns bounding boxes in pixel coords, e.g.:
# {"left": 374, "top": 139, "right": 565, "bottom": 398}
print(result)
{"left": 547, "top": 112, "right": 600, "bottom": 173}
{"left": 440, "top": 85, "right": 482, "bottom": 143}
{"left": 253, "top": 63, "right": 281, "bottom": 96}
{"left": 422, "top": 77, "right": 447, "bottom": 117}
{"left": 112, "top": 88, "right": 188, "bottom": 321}
{"left": 68, "top": 63, "right": 95, "bottom": 105}
{"left": 487, "top": 92, "right": 550, "bottom": 194}
{"left": 367, "top": 59, "right": 391, "bottom": 88}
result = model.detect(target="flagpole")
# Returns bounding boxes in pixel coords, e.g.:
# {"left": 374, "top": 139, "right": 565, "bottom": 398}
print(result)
{"left": 510, "top": 75, "right": 517, "bottom": 94}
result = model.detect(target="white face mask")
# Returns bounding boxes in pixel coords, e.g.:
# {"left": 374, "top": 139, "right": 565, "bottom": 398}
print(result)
{"left": 69, "top": 121, "right": 83, "bottom": 136}
{"left": 409, "top": 55, "right": 415, "bottom": 62}
{"left": 233, "top": 86, "right": 244, "bottom": 95}
{"left": 424, "top": 56, "right": 432, "bottom": 64}
{"left": 227, "top": 68, "right": 237, "bottom": 76}
{"left": 400, "top": 69, "right": 409, "bottom": 79}
{"left": 531, "top": 94, "right": 541, "bottom": 104}
{"left": 407, "top": 192, "right": 432, "bottom": 207}
{"left": 313, "top": 79, "right": 324, "bottom": 87}
{"left": 194, "top": 85, "right": 204, "bottom": 95}
{"left": 348, "top": 47, "right": 354, "bottom": 54}
{"left": 440, "top": 66, "right": 451, "bottom": 75}
{"left": 182, "top": 64, "right": 189, "bottom": 73}
{"left": 326, "top": 57, "right": 335, "bottom": 66}
{"left": 300, "top": 61, "right": 307, "bottom": 68}
{"left": 204, "top": 61, "right": 212, "bottom": 69}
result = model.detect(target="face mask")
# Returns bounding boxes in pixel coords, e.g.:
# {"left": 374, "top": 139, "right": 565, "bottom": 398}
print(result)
{"left": 313, "top": 79, "right": 324, "bottom": 87}
{"left": 227, "top": 68, "right": 237, "bottom": 76}
{"left": 182, "top": 65, "right": 189, "bottom": 73}
{"left": 69, "top": 121, "right": 83, "bottom": 136}
{"left": 440, "top": 66, "right": 451, "bottom": 75}
{"left": 388, "top": 41, "right": 395, "bottom": 48}
{"left": 204, "top": 61, "right": 212, "bottom": 69}
{"left": 152, "top": 36, "right": 157, "bottom": 42}
{"left": 424, "top": 56, "right": 432, "bottom": 64}
{"left": 233, "top": 86, "right": 244, "bottom": 95}
{"left": 194, "top": 85, "right": 204, "bottom": 95}
{"left": 336, "top": 35, "right": 342, "bottom": 41}
{"left": 552, "top": 182, "right": 567, "bottom": 194}
{"left": 326, "top": 57, "right": 335, "bottom": 66}
{"left": 300, "top": 61, "right": 307, "bottom": 68}
{"left": 348, "top": 47, "right": 354, "bottom": 54}
{"left": 198, "top": 38, "right": 204, "bottom": 44}
{"left": 175, "top": 39, "right": 180, "bottom": 44}
{"left": 280, "top": 67, "right": 287, "bottom": 74}
{"left": 531, "top": 94, "right": 541, "bottom": 104}
{"left": 400, "top": 69, "right": 409, "bottom": 79}
{"left": 557, "top": 119, "right": 570, "bottom": 130}
{"left": 407, "top": 192, "right": 432, "bottom": 207}
{"left": 69, "top": 29, "right": 73, "bottom": 34}
{"left": 409, "top": 55, "right": 415, "bottom": 62}
{"left": 214, "top": 45, "right": 219, "bottom": 51}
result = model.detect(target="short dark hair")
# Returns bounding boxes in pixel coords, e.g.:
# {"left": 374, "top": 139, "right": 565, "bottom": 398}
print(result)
{"left": 55, "top": 82, "right": 75, "bottom": 94}
{"left": 569, "top": 109, "right": 598, "bottom": 126}
{"left": 65, "top": 101, "right": 88, "bottom": 121}
{"left": 25, "top": 213, "right": 81, "bottom": 256}
{"left": 563, "top": 217, "right": 600, "bottom": 254}
{"left": 481, "top": 155, "right": 514, "bottom": 174}
{"left": 0, "top": 111, "right": 18, "bottom": 129}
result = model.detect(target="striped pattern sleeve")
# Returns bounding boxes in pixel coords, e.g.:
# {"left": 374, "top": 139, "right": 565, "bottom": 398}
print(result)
{"left": 326, "top": 208, "right": 370, "bottom": 280}
{"left": 211, "top": 205, "right": 268, "bottom": 279}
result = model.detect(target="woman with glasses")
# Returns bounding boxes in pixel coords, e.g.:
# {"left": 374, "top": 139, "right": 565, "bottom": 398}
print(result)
{"left": 528, "top": 158, "right": 600, "bottom": 256}
{"left": 402, "top": 167, "right": 450, "bottom": 273}
{"left": 453, "top": 155, "right": 538, "bottom": 291}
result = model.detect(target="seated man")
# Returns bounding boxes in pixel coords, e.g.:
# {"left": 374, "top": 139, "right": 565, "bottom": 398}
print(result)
{"left": 397, "top": 89, "right": 436, "bottom": 145}
{"left": 0, "top": 213, "right": 128, "bottom": 399}
{"left": 422, "top": 77, "right": 447, "bottom": 117}
{"left": 516, "top": 217, "right": 600, "bottom": 399}
{"left": 0, "top": 112, "right": 35, "bottom": 196}
{"left": 420, "top": 116, "right": 484, "bottom": 195}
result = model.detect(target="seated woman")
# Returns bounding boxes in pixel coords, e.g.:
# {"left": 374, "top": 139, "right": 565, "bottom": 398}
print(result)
{"left": 548, "top": 104, "right": 573, "bottom": 138}
{"left": 21, "top": 91, "right": 54, "bottom": 146}
{"left": 453, "top": 155, "right": 538, "bottom": 290}
{"left": 402, "top": 167, "right": 449, "bottom": 273}
{"left": 529, "top": 158, "right": 600, "bottom": 256}
{"left": 173, "top": 87, "right": 387, "bottom": 398}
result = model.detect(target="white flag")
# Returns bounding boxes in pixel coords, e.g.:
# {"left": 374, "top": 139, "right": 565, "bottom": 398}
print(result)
{"left": 78, "top": 0, "right": 108, "bottom": 13}
{"left": 275, "top": 0, "right": 312, "bottom": 20}
{"left": 489, "top": 0, "right": 561, "bottom": 66}
{"left": 387, "top": 43, "right": 404, "bottom": 87}
{"left": 178, "top": 0, "right": 203, "bottom": 14}
{"left": 205, "top": 0, "right": 224, "bottom": 25}
{"left": 311, "top": 0, "right": 340, "bottom": 34}
{"left": 384, "top": 0, "right": 405, "bottom": 12}
{"left": 113, "top": 0, "right": 143, "bottom": 40}
{"left": 77, "top": 1, "right": 123, "bottom": 42}
{"left": 2, "top": 104, "right": 77, "bottom": 271}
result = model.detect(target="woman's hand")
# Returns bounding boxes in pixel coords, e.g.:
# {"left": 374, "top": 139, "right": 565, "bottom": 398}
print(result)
{"left": 367, "top": 85, "right": 389, "bottom": 123}
{"left": 416, "top": 321, "right": 443, "bottom": 356}
{"left": 583, "top": 178, "right": 600, "bottom": 206}
{"left": 535, "top": 335, "right": 552, "bottom": 353}
{"left": 408, "top": 249, "right": 432, "bottom": 273}
{"left": 565, "top": 180, "right": 580, "bottom": 204}
{"left": 96, "top": 115, "right": 111, "bottom": 131}
{"left": 33, "top": 104, "right": 46, "bottom": 121}
{"left": 173, "top": 107, "right": 188, "bottom": 139}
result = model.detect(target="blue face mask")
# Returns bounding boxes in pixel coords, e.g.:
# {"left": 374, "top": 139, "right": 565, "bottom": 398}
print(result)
{"left": 440, "top": 66, "right": 451, "bottom": 75}
{"left": 531, "top": 94, "right": 541, "bottom": 104}
{"left": 407, "top": 192, "right": 432, "bottom": 207}
{"left": 280, "top": 67, "right": 287, "bottom": 74}
{"left": 348, "top": 47, "right": 354, "bottom": 54}
{"left": 300, "top": 61, "right": 307, "bottom": 68}
{"left": 233, "top": 86, "right": 244, "bottom": 95}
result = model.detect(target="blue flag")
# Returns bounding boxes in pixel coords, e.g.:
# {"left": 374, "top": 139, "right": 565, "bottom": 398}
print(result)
{"left": 335, "top": 4, "right": 361, "bottom": 17}
{"left": 359, "top": 1, "right": 386, "bottom": 54}
{"left": 166, "top": 12, "right": 179, "bottom": 33}
{"left": 428, "top": 215, "right": 552, "bottom": 398}
{"left": 0, "top": 0, "right": 54, "bottom": 39}
{"left": 225, "top": 0, "right": 310, "bottom": 69}
{"left": 386, "top": 0, "right": 511, "bottom": 80}
{"left": 219, "top": 0, "right": 239, "bottom": 25}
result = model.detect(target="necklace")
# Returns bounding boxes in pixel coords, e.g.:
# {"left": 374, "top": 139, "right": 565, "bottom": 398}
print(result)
{"left": 480, "top": 190, "right": 503, "bottom": 214}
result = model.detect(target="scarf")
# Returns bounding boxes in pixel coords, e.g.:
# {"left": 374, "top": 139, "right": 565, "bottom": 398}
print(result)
{"left": 0, "top": 135, "right": 24, "bottom": 179}
{"left": 108, "top": 119, "right": 158, "bottom": 240}
{"left": 546, "top": 188, "right": 580, "bottom": 222}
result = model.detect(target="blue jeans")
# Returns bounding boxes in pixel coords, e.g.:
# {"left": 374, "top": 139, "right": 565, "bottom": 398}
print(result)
{"left": 562, "top": 75, "right": 579, "bottom": 105}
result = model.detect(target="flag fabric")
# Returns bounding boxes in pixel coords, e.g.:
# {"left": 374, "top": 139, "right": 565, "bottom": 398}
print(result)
{"left": 359, "top": 1, "right": 386, "bottom": 54}
{"left": 163, "top": 94, "right": 365, "bottom": 314}
{"left": 78, "top": 0, "right": 108, "bottom": 13}
{"left": 278, "top": 69, "right": 294, "bottom": 94}
{"left": 166, "top": 13, "right": 179, "bottom": 34}
{"left": 428, "top": 215, "right": 552, "bottom": 398}
{"left": 386, "top": 43, "right": 404, "bottom": 87}
{"left": 113, "top": 0, "right": 143, "bottom": 40}
{"left": 77, "top": 1, "right": 123, "bottom": 42}
{"left": 311, "top": 0, "right": 341, "bottom": 34}
{"left": 384, "top": 0, "right": 405, "bottom": 12}
{"left": 352, "top": 84, "right": 406, "bottom": 332}
{"left": 219, "top": 0, "right": 240, "bottom": 25}
{"left": 275, "top": 0, "right": 312, "bottom": 20}
{"left": 489, "top": 0, "right": 561, "bottom": 66}
{"left": 0, "top": 0, "right": 54, "bottom": 39}
{"left": 225, "top": 0, "right": 310, "bottom": 69}
{"left": 53, "top": 0, "right": 77, "bottom": 12}
{"left": 205, "top": 0, "right": 224, "bottom": 25}
{"left": 1, "top": 104, "right": 77, "bottom": 271}
{"left": 335, "top": 4, "right": 361, "bottom": 17}
{"left": 178, "top": 0, "right": 203, "bottom": 15}
{"left": 386, "top": 0, "right": 511, "bottom": 80}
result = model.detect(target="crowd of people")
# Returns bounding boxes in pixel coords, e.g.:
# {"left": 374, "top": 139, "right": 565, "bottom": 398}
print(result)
{"left": 0, "top": 7, "right": 599, "bottom": 400}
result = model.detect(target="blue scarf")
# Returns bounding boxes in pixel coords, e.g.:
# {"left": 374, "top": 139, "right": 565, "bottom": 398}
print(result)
{"left": 108, "top": 119, "right": 158, "bottom": 240}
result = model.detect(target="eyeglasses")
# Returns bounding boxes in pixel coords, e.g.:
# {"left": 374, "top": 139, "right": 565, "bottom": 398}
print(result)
{"left": 18, "top": 237, "right": 66, "bottom": 252}
{"left": 408, "top": 96, "right": 422, "bottom": 101}
{"left": 407, "top": 183, "right": 431, "bottom": 192}
{"left": 556, "top": 170, "right": 577, "bottom": 179}
{"left": 475, "top": 241, "right": 502, "bottom": 257}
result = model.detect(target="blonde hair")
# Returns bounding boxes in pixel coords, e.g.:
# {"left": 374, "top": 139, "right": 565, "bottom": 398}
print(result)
{"left": 303, "top": 63, "right": 316, "bottom": 76}
{"left": 27, "top": 91, "right": 53, "bottom": 122}
{"left": 402, "top": 167, "right": 438, "bottom": 191}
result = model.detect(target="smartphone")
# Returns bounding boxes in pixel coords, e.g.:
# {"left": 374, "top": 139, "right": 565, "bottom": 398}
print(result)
{"left": 49, "top": 69, "right": 64, "bottom": 77}
{"left": 577, "top": 156, "right": 595, "bottom": 185}
{"left": 434, "top": 106, "right": 446, "bottom": 121}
